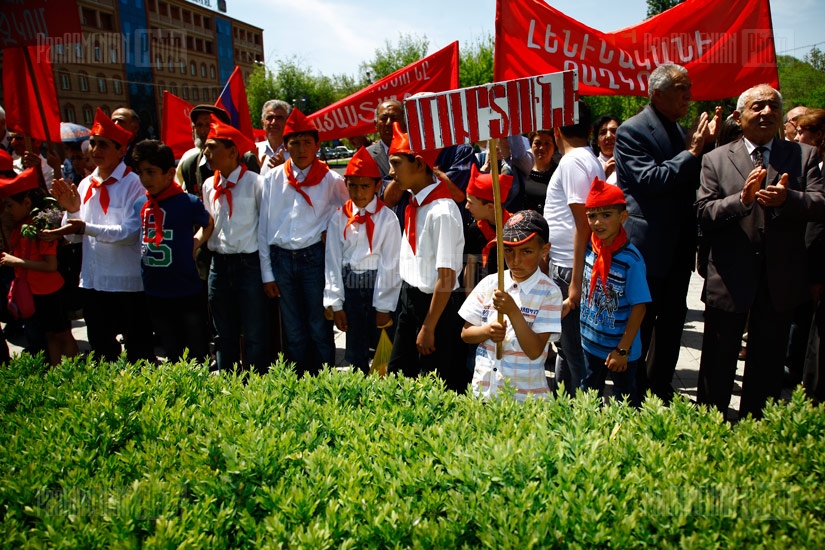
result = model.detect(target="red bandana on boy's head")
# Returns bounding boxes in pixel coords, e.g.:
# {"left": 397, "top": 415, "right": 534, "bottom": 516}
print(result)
{"left": 388, "top": 122, "right": 440, "bottom": 169}
{"left": 141, "top": 182, "right": 185, "bottom": 245}
{"left": 466, "top": 163, "right": 513, "bottom": 203}
{"left": 345, "top": 146, "right": 381, "bottom": 179}
{"left": 206, "top": 114, "right": 255, "bottom": 157}
{"left": 91, "top": 107, "right": 133, "bottom": 148}
{"left": 282, "top": 108, "right": 317, "bottom": 141}
{"left": 586, "top": 177, "right": 628, "bottom": 303}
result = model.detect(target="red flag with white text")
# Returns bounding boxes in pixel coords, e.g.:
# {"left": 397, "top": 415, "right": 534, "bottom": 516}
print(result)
{"left": 161, "top": 91, "right": 195, "bottom": 159}
{"left": 308, "top": 42, "right": 460, "bottom": 142}
{"left": 494, "top": 0, "right": 778, "bottom": 100}
{"left": 216, "top": 66, "right": 254, "bottom": 139}
{"left": 3, "top": 45, "right": 62, "bottom": 143}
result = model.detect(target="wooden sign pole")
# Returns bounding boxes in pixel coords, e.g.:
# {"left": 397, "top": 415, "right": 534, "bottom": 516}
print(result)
{"left": 489, "top": 139, "right": 505, "bottom": 360}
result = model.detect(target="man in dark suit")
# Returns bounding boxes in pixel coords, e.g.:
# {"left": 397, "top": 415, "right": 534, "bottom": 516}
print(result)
{"left": 614, "top": 63, "right": 720, "bottom": 403}
{"left": 696, "top": 84, "right": 825, "bottom": 419}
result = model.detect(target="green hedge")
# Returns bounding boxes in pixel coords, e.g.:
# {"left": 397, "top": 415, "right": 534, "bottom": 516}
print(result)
{"left": 1, "top": 354, "right": 824, "bottom": 548}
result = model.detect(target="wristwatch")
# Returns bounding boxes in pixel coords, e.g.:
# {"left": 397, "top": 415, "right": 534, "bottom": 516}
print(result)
{"left": 615, "top": 347, "right": 628, "bottom": 357}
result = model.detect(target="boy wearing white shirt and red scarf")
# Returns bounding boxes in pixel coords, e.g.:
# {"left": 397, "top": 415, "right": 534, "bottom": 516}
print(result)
{"left": 386, "top": 122, "right": 468, "bottom": 392}
{"left": 258, "top": 109, "right": 348, "bottom": 375}
{"left": 49, "top": 108, "right": 154, "bottom": 363}
{"left": 324, "top": 146, "right": 401, "bottom": 374}
{"left": 201, "top": 115, "right": 269, "bottom": 374}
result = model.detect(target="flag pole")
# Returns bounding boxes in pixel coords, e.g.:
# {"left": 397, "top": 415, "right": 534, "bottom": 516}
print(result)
{"left": 489, "top": 139, "right": 505, "bottom": 360}
{"left": 21, "top": 45, "right": 57, "bottom": 191}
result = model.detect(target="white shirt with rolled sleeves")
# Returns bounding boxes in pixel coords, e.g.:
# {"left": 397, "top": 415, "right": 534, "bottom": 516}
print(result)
{"left": 255, "top": 140, "right": 289, "bottom": 178}
{"left": 64, "top": 161, "right": 145, "bottom": 292}
{"left": 324, "top": 196, "right": 402, "bottom": 313}
{"left": 258, "top": 160, "right": 348, "bottom": 284}
{"left": 398, "top": 180, "right": 465, "bottom": 294}
{"left": 202, "top": 164, "right": 262, "bottom": 254}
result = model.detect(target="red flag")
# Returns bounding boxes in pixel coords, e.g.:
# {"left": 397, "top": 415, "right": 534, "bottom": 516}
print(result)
{"left": 308, "top": 42, "right": 460, "bottom": 142}
{"left": 0, "top": 0, "right": 82, "bottom": 47}
{"left": 215, "top": 66, "right": 254, "bottom": 140}
{"left": 3, "top": 45, "right": 62, "bottom": 143}
{"left": 494, "top": 0, "right": 778, "bottom": 100}
{"left": 161, "top": 91, "right": 195, "bottom": 159}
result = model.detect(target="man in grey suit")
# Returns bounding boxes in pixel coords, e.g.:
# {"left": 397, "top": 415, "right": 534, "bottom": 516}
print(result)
{"left": 614, "top": 63, "right": 720, "bottom": 403}
{"left": 696, "top": 84, "right": 825, "bottom": 419}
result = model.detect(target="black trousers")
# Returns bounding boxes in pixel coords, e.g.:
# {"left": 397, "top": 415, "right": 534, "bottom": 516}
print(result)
{"left": 82, "top": 288, "right": 155, "bottom": 363}
{"left": 698, "top": 276, "right": 792, "bottom": 419}
{"left": 387, "top": 282, "right": 468, "bottom": 392}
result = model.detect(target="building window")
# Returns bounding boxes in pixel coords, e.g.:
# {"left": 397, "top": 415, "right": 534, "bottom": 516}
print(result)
{"left": 110, "top": 46, "right": 118, "bottom": 63}
{"left": 182, "top": 86, "right": 189, "bottom": 100}
{"left": 186, "top": 36, "right": 193, "bottom": 50}
{"left": 200, "top": 63, "right": 207, "bottom": 78}
{"left": 81, "top": 8, "right": 95, "bottom": 26}
{"left": 99, "top": 12, "right": 113, "bottom": 31}
{"left": 94, "top": 42, "right": 102, "bottom": 62}
{"left": 83, "top": 105, "right": 94, "bottom": 125}
{"left": 210, "top": 65, "right": 216, "bottom": 79}
{"left": 79, "top": 73, "right": 89, "bottom": 92}
{"left": 202, "top": 87, "right": 209, "bottom": 101}
{"left": 170, "top": 83, "right": 177, "bottom": 96}
{"left": 59, "top": 71, "right": 71, "bottom": 91}
{"left": 113, "top": 77, "right": 122, "bottom": 95}
{"left": 203, "top": 16, "right": 211, "bottom": 30}
{"left": 97, "top": 75, "right": 107, "bottom": 93}
{"left": 205, "top": 41, "right": 213, "bottom": 55}
{"left": 168, "top": 56, "right": 174, "bottom": 72}
{"left": 158, "top": 80, "right": 166, "bottom": 92}
{"left": 75, "top": 43, "right": 83, "bottom": 59}
{"left": 194, "top": 13, "right": 201, "bottom": 26}
{"left": 192, "top": 87, "right": 199, "bottom": 101}
{"left": 170, "top": 6, "right": 180, "bottom": 19}
{"left": 179, "top": 58, "right": 185, "bottom": 74}
{"left": 190, "top": 61, "right": 196, "bottom": 76}
{"left": 183, "top": 10, "right": 191, "bottom": 24}
{"left": 159, "top": 2, "right": 168, "bottom": 16}
{"left": 64, "top": 105, "right": 76, "bottom": 124}
{"left": 155, "top": 56, "right": 163, "bottom": 71}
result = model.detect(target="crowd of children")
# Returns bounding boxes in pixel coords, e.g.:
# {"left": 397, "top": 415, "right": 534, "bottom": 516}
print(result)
{"left": 0, "top": 104, "right": 651, "bottom": 406}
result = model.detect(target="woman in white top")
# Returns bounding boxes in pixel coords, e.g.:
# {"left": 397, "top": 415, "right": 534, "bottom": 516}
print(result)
{"left": 591, "top": 115, "right": 621, "bottom": 184}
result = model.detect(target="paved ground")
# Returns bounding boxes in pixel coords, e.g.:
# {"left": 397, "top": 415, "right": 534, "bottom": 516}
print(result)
{"left": 8, "top": 269, "right": 792, "bottom": 421}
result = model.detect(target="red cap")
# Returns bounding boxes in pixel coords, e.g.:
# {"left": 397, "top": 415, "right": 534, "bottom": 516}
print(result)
{"left": 466, "top": 163, "right": 513, "bottom": 203}
{"left": 345, "top": 146, "right": 381, "bottom": 179}
{"left": 206, "top": 114, "right": 255, "bottom": 157}
{"left": 388, "top": 122, "right": 440, "bottom": 168}
{"left": 0, "top": 167, "right": 39, "bottom": 198}
{"left": 585, "top": 177, "right": 626, "bottom": 209}
{"left": 90, "top": 108, "right": 133, "bottom": 148}
{"left": 282, "top": 108, "right": 318, "bottom": 140}
{"left": 0, "top": 150, "right": 13, "bottom": 172}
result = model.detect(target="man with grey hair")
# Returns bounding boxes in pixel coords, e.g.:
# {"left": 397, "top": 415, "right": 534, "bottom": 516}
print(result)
{"left": 696, "top": 84, "right": 824, "bottom": 419}
{"left": 783, "top": 105, "right": 809, "bottom": 141}
{"left": 614, "top": 63, "right": 721, "bottom": 404}
{"left": 256, "top": 99, "right": 291, "bottom": 176}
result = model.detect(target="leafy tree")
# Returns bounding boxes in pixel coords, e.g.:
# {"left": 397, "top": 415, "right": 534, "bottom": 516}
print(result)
{"left": 803, "top": 46, "right": 825, "bottom": 74}
{"left": 646, "top": 0, "right": 683, "bottom": 17}
{"left": 358, "top": 34, "right": 429, "bottom": 84}
{"left": 247, "top": 64, "right": 280, "bottom": 129}
{"left": 778, "top": 54, "right": 825, "bottom": 110}
{"left": 460, "top": 32, "right": 495, "bottom": 88}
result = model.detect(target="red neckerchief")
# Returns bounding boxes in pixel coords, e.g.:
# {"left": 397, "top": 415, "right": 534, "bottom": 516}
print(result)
{"left": 84, "top": 166, "right": 132, "bottom": 214}
{"left": 213, "top": 165, "right": 247, "bottom": 218}
{"left": 479, "top": 210, "right": 511, "bottom": 268}
{"left": 343, "top": 198, "right": 384, "bottom": 253}
{"left": 141, "top": 183, "right": 185, "bottom": 245}
{"left": 588, "top": 225, "right": 628, "bottom": 304}
{"left": 404, "top": 180, "right": 452, "bottom": 255}
{"left": 284, "top": 158, "right": 329, "bottom": 206}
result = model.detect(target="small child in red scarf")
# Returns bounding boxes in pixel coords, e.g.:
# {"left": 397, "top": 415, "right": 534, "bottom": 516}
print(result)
{"left": 579, "top": 177, "right": 651, "bottom": 406}
{"left": 132, "top": 140, "right": 213, "bottom": 363}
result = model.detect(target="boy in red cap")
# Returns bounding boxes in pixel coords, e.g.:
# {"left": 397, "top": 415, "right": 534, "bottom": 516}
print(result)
{"left": 324, "top": 146, "right": 401, "bottom": 374}
{"left": 258, "top": 108, "right": 348, "bottom": 375}
{"left": 201, "top": 115, "right": 269, "bottom": 374}
{"left": 386, "top": 122, "right": 468, "bottom": 391}
{"left": 580, "top": 177, "right": 650, "bottom": 406}
{"left": 48, "top": 108, "right": 154, "bottom": 363}
{"left": 459, "top": 210, "right": 562, "bottom": 400}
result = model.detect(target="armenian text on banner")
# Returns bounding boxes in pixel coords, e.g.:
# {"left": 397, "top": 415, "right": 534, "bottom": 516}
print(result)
{"left": 494, "top": 0, "right": 777, "bottom": 100}
{"left": 308, "top": 41, "right": 459, "bottom": 142}
{"left": 0, "top": 0, "right": 82, "bottom": 48}
{"left": 405, "top": 70, "right": 577, "bottom": 153}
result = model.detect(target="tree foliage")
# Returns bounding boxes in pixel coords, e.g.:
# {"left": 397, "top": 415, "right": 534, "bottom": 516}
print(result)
{"left": 778, "top": 53, "right": 825, "bottom": 111}
{"left": 358, "top": 33, "right": 430, "bottom": 85}
{"left": 459, "top": 32, "right": 495, "bottom": 88}
{"left": 646, "top": 0, "right": 683, "bottom": 17}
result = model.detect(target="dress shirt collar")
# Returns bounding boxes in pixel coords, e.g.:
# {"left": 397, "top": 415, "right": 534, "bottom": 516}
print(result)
{"left": 218, "top": 164, "right": 244, "bottom": 186}
{"left": 411, "top": 174, "right": 442, "bottom": 204}
{"left": 91, "top": 160, "right": 128, "bottom": 182}
{"left": 504, "top": 265, "right": 543, "bottom": 294}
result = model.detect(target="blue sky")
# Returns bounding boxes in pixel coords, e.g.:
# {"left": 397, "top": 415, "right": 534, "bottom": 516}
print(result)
{"left": 226, "top": 0, "right": 822, "bottom": 78}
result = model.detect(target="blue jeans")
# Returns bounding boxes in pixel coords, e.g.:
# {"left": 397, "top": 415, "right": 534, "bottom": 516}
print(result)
{"left": 271, "top": 242, "right": 334, "bottom": 375}
{"left": 553, "top": 265, "right": 586, "bottom": 396}
{"left": 582, "top": 350, "right": 640, "bottom": 407}
{"left": 342, "top": 268, "right": 387, "bottom": 374}
{"left": 208, "top": 253, "right": 270, "bottom": 373}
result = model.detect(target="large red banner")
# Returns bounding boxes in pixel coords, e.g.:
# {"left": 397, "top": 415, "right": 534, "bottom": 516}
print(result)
{"left": 0, "top": 0, "right": 82, "bottom": 48}
{"left": 494, "top": 0, "right": 778, "bottom": 100}
{"left": 3, "top": 45, "right": 61, "bottom": 143}
{"left": 405, "top": 71, "right": 577, "bottom": 152}
{"left": 308, "top": 41, "right": 459, "bottom": 142}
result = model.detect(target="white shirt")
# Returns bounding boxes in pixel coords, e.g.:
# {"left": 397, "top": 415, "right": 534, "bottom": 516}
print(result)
{"left": 12, "top": 152, "right": 54, "bottom": 186}
{"left": 65, "top": 161, "right": 145, "bottom": 292}
{"left": 255, "top": 140, "right": 289, "bottom": 178}
{"left": 202, "top": 164, "right": 263, "bottom": 254}
{"left": 324, "top": 196, "right": 402, "bottom": 313}
{"left": 543, "top": 146, "right": 605, "bottom": 268}
{"left": 598, "top": 152, "right": 617, "bottom": 185}
{"left": 258, "top": 160, "right": 348, "bottom": 283}
{"left": 398, "top": 180, "right": 465, "bottom": 293}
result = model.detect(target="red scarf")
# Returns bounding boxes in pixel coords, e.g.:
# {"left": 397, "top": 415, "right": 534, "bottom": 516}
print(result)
{"left": 141, "top": 183, "right": 185, "bottom": 245}
{"left": 213, "top": 165, "right": 247, "bottom": 218}
{"left": 84, "top": 166, "right": 132, "bottom": 214}
{"left": 284, "top": 158, "right": 329, "bottom": 206}
{"left": 588, "top": 225, "right": 628, "bottom": 303}
{"left": 479, "top": 210, "right": 511, "bottom": 268}
{"left": 404, "top": 180, "right": 452, "bottom": 255}
{"left": 343, "top": 198, "right": 384, "bottom": 252}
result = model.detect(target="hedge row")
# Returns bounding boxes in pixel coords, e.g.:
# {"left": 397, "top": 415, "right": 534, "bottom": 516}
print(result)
{"left": 1, "top": 353, "right": 824, "bottom": 548}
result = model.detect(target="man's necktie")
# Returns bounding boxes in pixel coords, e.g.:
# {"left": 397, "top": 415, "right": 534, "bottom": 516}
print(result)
{"left": 753, "top": 146, "right": 767, "bottom": 169}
